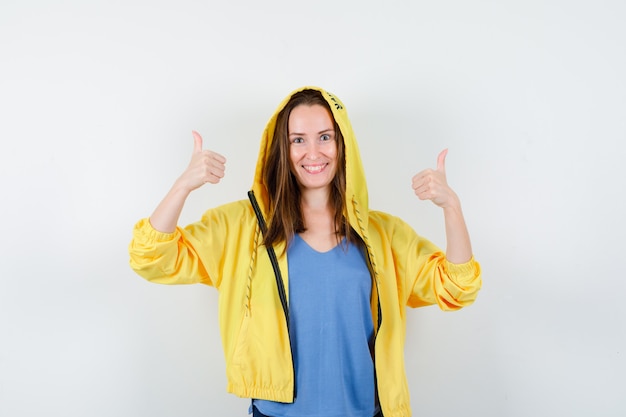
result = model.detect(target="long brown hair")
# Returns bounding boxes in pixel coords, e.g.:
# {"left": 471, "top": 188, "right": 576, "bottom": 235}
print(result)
{"left": 262, "top": 89, "right": 352, "bottom": 247}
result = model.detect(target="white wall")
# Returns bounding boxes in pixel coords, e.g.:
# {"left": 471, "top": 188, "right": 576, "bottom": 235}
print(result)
{"left": 1, "top": 1, "right": 624, "bottom": 416}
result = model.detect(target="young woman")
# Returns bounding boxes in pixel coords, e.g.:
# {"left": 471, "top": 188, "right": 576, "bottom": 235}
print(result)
{"left": 129, "top": 87, "right": 482, "bottom": 417}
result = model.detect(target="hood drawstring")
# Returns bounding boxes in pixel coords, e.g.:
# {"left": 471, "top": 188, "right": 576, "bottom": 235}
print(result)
{"left": 352, "top": 195, "right": 382, "bottom": 335}
{"left": 352, "top": 195, "right": 377, "bottom": 279}
{"left": 248, "top": 191, "right": 290, "bottom": 330}
{"left": 246, "top": 222, "right": 262, "bottom": 316}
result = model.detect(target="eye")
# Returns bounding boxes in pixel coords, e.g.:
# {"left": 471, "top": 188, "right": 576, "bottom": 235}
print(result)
{"left": 320, "top": 134, "right": 331, "bottom": 141}
{"left": 291, "top": 137, "right": 304, "bottom": 144}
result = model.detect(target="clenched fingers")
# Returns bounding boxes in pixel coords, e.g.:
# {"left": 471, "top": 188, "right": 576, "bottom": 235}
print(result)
{"left": 198, "top": 150, "right": 226, "bottom": 184}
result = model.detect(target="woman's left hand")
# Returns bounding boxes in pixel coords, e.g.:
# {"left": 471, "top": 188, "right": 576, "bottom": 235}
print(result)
{"left": 411, "top": 149, "right": 460, "bottom": 209}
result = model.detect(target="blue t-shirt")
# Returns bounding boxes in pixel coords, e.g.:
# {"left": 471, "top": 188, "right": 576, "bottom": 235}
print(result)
{"left": 254, "top": 234, "right": 378, "bottom": 417}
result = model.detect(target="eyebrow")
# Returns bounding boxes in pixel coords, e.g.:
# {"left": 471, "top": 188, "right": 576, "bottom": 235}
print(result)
{"left": 289, "top": 128, "right": 334, "bottom": 137}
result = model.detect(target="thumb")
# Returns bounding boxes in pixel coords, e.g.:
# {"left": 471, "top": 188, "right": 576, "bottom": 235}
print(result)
{"left": 437, "top": 148, "right": 448, "bottom": 172}
{"left": 192, "top": 131, "right": 203, "bottom": 153}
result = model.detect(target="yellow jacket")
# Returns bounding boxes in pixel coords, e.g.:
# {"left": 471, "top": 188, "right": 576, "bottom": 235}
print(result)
{"left": 129, "top": 86, "right": 482, "bottom": 417}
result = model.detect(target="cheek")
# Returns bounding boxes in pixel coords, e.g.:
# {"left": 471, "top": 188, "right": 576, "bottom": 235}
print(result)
{"left": 291, "top": 144, "right": 310, "bottom": 158}
{"left": 289, "top": 148, "right": 300, "bottom": 169}
{"left": 329, "top": 143, "right": 339, "bottom": 162}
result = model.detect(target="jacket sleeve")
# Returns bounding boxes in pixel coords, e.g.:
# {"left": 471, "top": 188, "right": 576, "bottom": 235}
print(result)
{"left": 392, "top": 217, "right": 482, "bottom": 310}
{"left": 128, "top": 218, "right": 213, "bottom": 286}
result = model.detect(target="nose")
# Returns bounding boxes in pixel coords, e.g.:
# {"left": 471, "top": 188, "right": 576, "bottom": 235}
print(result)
{"left": 305, "top": 141, "right": 321, "bottom": 160}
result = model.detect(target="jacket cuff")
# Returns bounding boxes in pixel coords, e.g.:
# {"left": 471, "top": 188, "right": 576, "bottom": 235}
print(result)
{"left": 133, "top": 218, "right": 179, "bottom": 242}
{"left": 444, "top": 256, "right": 481, "bottom": 282}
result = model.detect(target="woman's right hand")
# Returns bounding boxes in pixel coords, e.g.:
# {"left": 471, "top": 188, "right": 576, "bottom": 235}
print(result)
{"left": 148, "top": 131, "right": 227, "bottom": 233}
{"left": 177, "top": 131, "right": 227, "bottom": 192}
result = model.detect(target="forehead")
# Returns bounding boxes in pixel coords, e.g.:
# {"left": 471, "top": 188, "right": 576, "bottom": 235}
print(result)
{"left": 288, "top": 104, "right": 334, "bottom": 132}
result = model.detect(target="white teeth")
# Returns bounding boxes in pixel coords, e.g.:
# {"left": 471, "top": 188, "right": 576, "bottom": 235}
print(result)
{"left": 303, "top": 164, "right": 325, "bottom": 173}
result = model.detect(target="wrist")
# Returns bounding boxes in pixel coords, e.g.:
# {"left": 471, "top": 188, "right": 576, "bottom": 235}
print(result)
{"left": 171, "top": 177, "right": 195, "bottom": 197}
{"left": 441, "top": 193, "right": 462, "bottom": 212}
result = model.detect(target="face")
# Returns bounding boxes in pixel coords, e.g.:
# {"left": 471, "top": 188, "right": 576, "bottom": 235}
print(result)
{"left": 288, "top": 104, "right": 338, "bottom": 193}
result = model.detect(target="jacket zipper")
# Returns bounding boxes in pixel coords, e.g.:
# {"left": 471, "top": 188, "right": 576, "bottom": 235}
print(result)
{"left": 247, "top": 191, "right": 290, "bottom": 329}
{"left": 247, "top": 191, "right": 296, "bottom": 400}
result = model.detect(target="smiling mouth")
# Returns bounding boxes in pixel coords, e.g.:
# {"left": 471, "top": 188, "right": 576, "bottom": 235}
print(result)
{"left": 302, "top": 164, "right": 327, "bottom": 174}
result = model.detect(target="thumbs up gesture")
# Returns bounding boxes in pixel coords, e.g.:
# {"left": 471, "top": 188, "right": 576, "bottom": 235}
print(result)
{"left": 179, "top": 131, "right": 227, "bottom": 192}
{"left": 411, "top": 149, "right": 458, "bottom": 208}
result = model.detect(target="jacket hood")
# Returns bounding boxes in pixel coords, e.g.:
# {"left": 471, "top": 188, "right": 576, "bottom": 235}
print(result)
{"left": 250, "top": 86, "right": 370, "bottom": 239}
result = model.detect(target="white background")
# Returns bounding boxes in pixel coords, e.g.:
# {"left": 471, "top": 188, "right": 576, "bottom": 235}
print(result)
{"left": 1, "top": 1, "right": 625, "bottom": 416}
